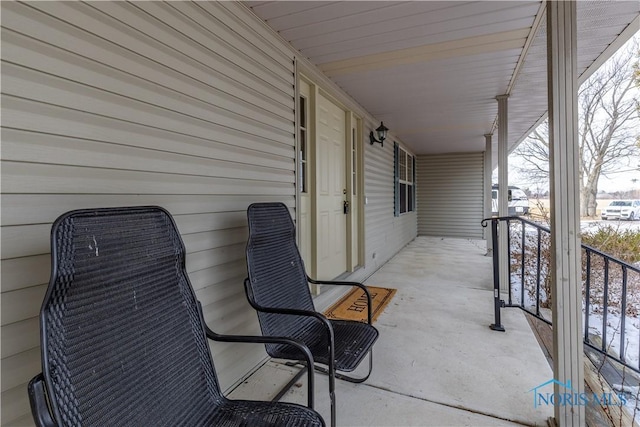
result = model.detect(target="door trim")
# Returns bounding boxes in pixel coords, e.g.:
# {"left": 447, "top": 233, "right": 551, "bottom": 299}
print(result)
{"left": 296, "top": 71, "right": 364, "bottom": 283}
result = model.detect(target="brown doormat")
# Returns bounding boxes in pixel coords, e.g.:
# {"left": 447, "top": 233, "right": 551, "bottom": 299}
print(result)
{"left": 324, "top": 286, "right": 396, "bottom": 323}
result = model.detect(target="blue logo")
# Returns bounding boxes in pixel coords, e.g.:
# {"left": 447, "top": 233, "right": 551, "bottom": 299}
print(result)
{"left": 528, "top": 378, "right": 627, "bottom": 408}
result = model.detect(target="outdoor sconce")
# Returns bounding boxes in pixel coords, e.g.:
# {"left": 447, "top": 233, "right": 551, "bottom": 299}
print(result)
{"left": 369, "top": 122, "right": 389, "bottom": 147}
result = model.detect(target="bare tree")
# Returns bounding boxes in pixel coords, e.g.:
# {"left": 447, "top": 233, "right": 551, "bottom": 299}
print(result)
{"left": 513, "top": 35, "right": 640, "bottom": 217}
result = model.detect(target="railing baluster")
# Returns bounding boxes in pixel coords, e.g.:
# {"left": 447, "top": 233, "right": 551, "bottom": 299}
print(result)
{"left": 536, "top": 227, "right": 542, "bottom": 316}
{"left": 521, "top": 224, "right": 526, "bottom": 308}
{"left": 520, "top": 221, "right": 525, "bottom": 307}
{"left": 602, "top": 258, "right": 609, "bottom": 353}
{"left": 507, "top": 219, "right": 512, "bottom": 306}
{"left": 620, "top": 265, "right": 627, "bottom": 362}
{"left": 584, "top": 250, "right": 591, "bottom": 344}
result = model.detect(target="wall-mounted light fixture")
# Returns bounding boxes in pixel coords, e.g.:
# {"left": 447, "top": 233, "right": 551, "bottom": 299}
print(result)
{"left": 369, "top": 122, "right": 389, "bottom": 147}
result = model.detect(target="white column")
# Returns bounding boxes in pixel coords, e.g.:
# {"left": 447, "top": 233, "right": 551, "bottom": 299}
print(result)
{"left": 496, "top": 95, "right": 509, "bottom": 293}
{"left": 547, "top": 1, "right": 585, "bottom": 425}
{"left": 484, "top": 133, "right": 493, "bottom": 255}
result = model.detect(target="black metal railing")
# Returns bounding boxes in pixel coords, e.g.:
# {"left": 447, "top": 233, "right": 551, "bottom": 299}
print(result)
{"left": 483, "top": 216, "right": 640, "bottom": 375}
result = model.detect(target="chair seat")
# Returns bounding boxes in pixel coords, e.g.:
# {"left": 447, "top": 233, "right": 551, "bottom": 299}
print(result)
{"left": 268, "top": 320, "right": 379, "bottom": 372}
{"left": 213, "top": 399, "right": 324, "bottom": 427}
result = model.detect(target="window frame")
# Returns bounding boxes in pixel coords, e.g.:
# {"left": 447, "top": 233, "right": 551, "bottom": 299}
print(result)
{"left": 394, "top": 144, "right": 415, "bottom": 216}
{"left": 299, "top": 94, "right": 308, "bottom": 193}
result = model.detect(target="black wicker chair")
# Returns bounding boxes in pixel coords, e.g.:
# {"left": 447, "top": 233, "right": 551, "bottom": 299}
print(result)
{"left": 244, "top": 202, "right": 379, "bottom": 427}
{"left": 28, "top": 206, "right": 324, "bottom": 427}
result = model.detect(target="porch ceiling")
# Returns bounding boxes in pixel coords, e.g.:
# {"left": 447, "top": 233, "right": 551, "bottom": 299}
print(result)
{"left": 245, "top": 1, "right": 639, "bottom": 160}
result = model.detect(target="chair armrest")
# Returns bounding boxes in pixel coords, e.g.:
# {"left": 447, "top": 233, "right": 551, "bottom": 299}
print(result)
{"left": 242, "top": 278, "right": 337, "bottom": 389}
{"left": 307, "top": 277, "right": 373, "bottom": 324}
{"left": 28, "top": 374, "right": 57, "bottom": 427}
{"left": 205, "top": 327, "right": 317, "bottom": 409}
{"left": 243, "top": 279, "right": 335, "bottom": 340}
{"left": 198, "top": 299, "right": 319, "bottom": 409}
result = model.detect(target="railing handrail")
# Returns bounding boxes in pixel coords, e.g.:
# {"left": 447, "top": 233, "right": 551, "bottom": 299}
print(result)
{"left": 482, "top": 216, "right": 640, "bottom": 273}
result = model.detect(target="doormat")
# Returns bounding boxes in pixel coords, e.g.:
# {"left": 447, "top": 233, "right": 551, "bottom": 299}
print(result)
{"left": 324, "top": 286, "right": 396, "bottom": 323}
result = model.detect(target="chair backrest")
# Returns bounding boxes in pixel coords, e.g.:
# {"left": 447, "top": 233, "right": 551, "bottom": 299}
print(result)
{"left": 40, "top": 206, "right": 221, "bottom": 426}
{"left": 245, "top": 203, "right": 316, "bottom": 340}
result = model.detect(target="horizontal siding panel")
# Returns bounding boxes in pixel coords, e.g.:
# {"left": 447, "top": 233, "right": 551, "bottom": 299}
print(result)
{"left": 215, "top": 2, "right": 294, "bottom": 66}
{"left": 90, "top": 1, "right": 293, "bottom": 101}
{"left": 182, "top": 228, "right": 248, "bottom": 254}
{"left": 2, "top": 65, "right": 292, "bottom": 145}
{"left": 1, "top": 225, "right": 50, "bottom": 260}
{"left": 417, "top": 153, "right": 484, "bottom": 239}
{"left": 2, "top": 385, "right": 31, "bottom": 426}
{"left": 1, "top": 285, "right": 47, "bottom": 325}
{"left": 15, "top": 1, "right": 294, "bottom": 103}
{"left": 189, "top": 261, "right": 247, "bottom": 293}
{"left": 2, "top": 132, "right": 293, "bottom": 184}
{"left": 1, "top": 348, "right": 40, "bottom": 393}
{"left": 2, "top": 162, "right": 294, "bottom": 196}
{"left": 2, "top": 318, "right": 40, "bottom": 359}
{"left": 0, "top": 256, "right": 50, "bottom": 293}
{"left": 2, "top": 29, "right": 293, "bottom": 134}
{"left": 197, "top": 277, "right": 247, "bottom": 308}
{"left": 2, "top": 2, "right": 293, "bottom": 116}
{"left": 1, "top": 195, "right": 293, "bottom": 227}
{"left": 111, "top": 1, "right": 293, "bottom": 94}
{"left": 173, "top": 212, "right": 248, "bottom": 235}
{"left": 161, "top": 2, "right": 293, "bottom": 79}
{"left": 186, "top": 244, "right": 246, "bottom": 274}
{"left": 2, "top": 97, "right": 294, "bottom": 160}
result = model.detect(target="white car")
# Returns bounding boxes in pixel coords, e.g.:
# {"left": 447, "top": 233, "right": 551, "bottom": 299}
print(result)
{"left": 601, "top": 200, "right": 640, "bottom": 221}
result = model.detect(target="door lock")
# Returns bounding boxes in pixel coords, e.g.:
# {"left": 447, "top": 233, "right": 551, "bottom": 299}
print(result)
{"left": 343, "top": 200, "right": 350, "bottom": 214}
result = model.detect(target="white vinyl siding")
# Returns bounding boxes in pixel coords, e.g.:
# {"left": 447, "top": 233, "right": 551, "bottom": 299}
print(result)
{"left": 417, "top": 153, "right": 484, "bottom": 239}
{"left": 1, "top": 2, "right": 421, "bottom": 424}
{"left": 348, "top": 130, "right": 418, "bottom": 282}
{"left": 1, "top": 2, "right": 294, "bottom": 425}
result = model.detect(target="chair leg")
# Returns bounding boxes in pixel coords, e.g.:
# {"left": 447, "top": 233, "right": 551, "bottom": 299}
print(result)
{"left": 282, "top": 361, "right": 338, "bottom": 427}
{"left": 281, "top": 349, "right": 374, "bottom": 426}
{"left": 272, "top": 364, "right": 309, "bottom": 403}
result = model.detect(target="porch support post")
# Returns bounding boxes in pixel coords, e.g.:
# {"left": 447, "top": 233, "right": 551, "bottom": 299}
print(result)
{"left": 484, "top": 133, "right": 493, "bottom": 255}
{"left": 547, "top": 1, "right": 584, "bottom": 425}
{"left": 496, "top": 95, "right": 509, "bottom": 293}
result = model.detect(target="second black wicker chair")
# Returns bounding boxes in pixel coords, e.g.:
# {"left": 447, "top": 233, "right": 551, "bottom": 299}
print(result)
{"left": 28, "top": 206, "right": 324, "bottom": 427}
{"left": 245, "top": 202, "right": 380, "bottom": 427}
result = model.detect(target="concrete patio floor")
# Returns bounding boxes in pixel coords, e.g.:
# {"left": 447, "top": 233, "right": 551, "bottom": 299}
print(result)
{"left": 229, "top": 236, "right": 553, "bottom": 426}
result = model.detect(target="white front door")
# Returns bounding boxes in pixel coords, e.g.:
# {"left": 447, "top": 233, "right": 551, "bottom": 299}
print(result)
{"left": 316, "top": 93, "right": 347, "bottom": 279}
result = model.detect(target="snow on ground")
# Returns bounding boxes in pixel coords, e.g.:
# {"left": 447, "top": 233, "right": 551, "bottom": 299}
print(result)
{"left": 585, "top": 310, "right": 640, "bottom": 371}
{"left": 582, "top": 219, "right": 640, "bottom": 233}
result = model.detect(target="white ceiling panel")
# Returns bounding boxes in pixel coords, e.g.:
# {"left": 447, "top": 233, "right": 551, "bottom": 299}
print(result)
{"left": 246, "top": 1, "right": 640, "bottom": 157}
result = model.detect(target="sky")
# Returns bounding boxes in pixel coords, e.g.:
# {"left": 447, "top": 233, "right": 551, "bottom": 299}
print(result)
{"left": 506, "top": 32, "right": 640, "bottom": 195}
{"left": 597, "top": 167, "right": 640, "bottom": 193}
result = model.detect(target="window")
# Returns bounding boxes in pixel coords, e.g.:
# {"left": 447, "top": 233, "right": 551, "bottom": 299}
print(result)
{"left": 299, "top": 95, "right": 308, "bottom": 193}
{"left": 394, "top": 143, "right": 415, "bottom": 215}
